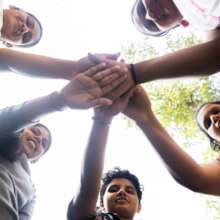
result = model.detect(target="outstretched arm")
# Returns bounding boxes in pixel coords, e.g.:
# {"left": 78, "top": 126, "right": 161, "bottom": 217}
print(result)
{"left": 0, "top": 48, "right": 119, "bottom": 80}
{"left": 123, "top": 86, "right": 220, "bottom": 196}
{"left": 89, "top": 31, "right": 220, "bottom": 99}
{"left": 0, "top": 64, "right": 126, "bottom": 136}
{"left": 67, "top": 89, "right": 134, "bottom": 220}
{"left": 134, "top": 35, "right": 220, "bottom": 83}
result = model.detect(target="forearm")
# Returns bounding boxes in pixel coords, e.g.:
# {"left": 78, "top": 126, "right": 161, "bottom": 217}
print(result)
{"left": 0, "top": 92, "right": 66, "bottom": 136}
{"left": 134, "top": 38, "right": 220, "bottom": 83}
{"left": 0, "top": 48, "right": 78, "bottom": 79}
{"left": 136, "top": 114, "right": 206, "bottom": 191}
{"left": 71, "top": 117, "right": 112, "bottom": 219}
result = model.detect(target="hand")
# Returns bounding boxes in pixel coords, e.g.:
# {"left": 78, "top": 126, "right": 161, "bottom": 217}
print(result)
{"left": 123, "top": 86, "right": 153, "bottom": 123}
{"left": 59, "top": 63, "right": 126, "bottom": 109}
{"left": 75, "top": 53, "right": 120, "bottom": 74}
{"left": 94, "top": 88, "right": 135, "bottom": 121}
{"left": 89, "top": 53, "right": 135, "bottom": 100}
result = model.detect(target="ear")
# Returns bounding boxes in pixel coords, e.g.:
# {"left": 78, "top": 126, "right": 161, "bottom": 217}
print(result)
{"left": 137, "top": 202, "right": 142, "bottom": 213}
{"left": 99, "top": 201, "right": 105, "bottom": 211}
{"left": 9, "top": 5, "right": 20, "bottom": 10}
{"left": 2, "top": 41, "right": 13, "bottom": 47}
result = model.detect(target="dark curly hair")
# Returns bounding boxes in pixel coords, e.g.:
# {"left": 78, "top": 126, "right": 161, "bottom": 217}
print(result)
{"left": 100, "top": 167, "right": 143, "bottom": 205}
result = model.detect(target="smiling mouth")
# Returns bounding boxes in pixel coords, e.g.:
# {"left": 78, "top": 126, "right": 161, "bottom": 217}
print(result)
{"left": 29, "top": 140, "right": 37, "bottom": 150}
{"left": 115, "top": 198, "right": 128, "bottom": 203}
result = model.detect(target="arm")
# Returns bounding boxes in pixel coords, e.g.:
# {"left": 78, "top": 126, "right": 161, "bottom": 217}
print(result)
{"left": 0, "top": 170, "right": 19, "bottom": 220}
{"left": 0, "top": 48, "right": 119, "bottom": 80}
{"left": 68, "top": 89, "right": 134, "bottom": 220}
{"left": 123, "top": 86, "right": 220, "bottom": 195}
{"left": 90, "top": 33, "right": 220, "bottom": 99}
{"left": 0, "top": 64, "right": 126, "bottom": 136}
{"left": 134, "top": 35, "right": 220, "bottom": 83}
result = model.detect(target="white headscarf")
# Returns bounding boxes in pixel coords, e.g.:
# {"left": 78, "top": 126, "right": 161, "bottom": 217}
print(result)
{"left": 173, "top": 0, "right": 220, "bottom": 31}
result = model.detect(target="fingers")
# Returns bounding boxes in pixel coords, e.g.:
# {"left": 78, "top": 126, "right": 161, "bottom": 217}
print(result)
{"left": 84, "top": 63, "right": 107, "bottom": 77}
{"left": 92, "top": 65, "right": 122, "bottom": 81}
{"left": 98, "top": 72, "right": 122, "bottom": 87}
{"left": 88, "top": 53, "right": 120, "bottom": 64}
{"left": 88, "top": 98, "right": 113, "bottom": 108}
{"left": 105, "top": 78, "right": 134, "bottom": 101}
{"left": 105, "top": 53, "right": 120, "bottom": 60}
{"left": 101, "top": 74, "right": 127, "bottom": 95}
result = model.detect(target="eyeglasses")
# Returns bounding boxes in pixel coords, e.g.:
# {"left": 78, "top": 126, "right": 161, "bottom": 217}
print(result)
{"left": 22, "top": 31, "right": 33, "bottom": 43}
{"left": 131, "top": 0, "right": 172, "bottom": 36}
{"left": 21, "top": 16, "right": 35, "bottom": 44}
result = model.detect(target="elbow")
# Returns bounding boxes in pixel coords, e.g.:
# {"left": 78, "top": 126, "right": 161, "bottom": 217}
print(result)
{"left": 0, "top": 48, "right": 10, "bottom": 70}
{"left": 173, "top": 176, "right": 207, "bottom": 193}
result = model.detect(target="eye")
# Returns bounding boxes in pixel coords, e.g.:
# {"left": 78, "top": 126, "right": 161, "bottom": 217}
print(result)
{"left": 26, "top": 16, "right": 35, "bottom": 28}
{"left": 206, "top": 118, "right": 212, "bottom": 129}
{"left": 126, "top": 187, "right": 135, "bottom": 194}
{"left": 22, "top": 31, "right": 32, "bottom": 43}
{"left": 212, "top": 110, "right": 220, "bottom": 115}
{"left": 32, "top": 127, "right": 41, "bottom": 136}
{"left": 108, "top": 185, "right": 119, "bottom": 193}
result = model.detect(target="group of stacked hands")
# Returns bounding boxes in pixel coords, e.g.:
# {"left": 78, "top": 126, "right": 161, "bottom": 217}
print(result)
{"left": 1, "top": 1, "right": 220, "bottom": 220}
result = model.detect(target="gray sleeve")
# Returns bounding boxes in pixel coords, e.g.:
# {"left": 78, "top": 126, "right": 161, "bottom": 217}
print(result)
{"left": 0, "top": 170, "right": 19, "bottom": 220}
{"left": 0, "top": 103, "right": 36, "bottom": 138}
{"left": 19, "top": 195, "right": 36, "bottom": 220}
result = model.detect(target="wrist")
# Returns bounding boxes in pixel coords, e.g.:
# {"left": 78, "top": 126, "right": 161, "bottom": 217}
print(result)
{"left": 135, "top": 114, "right": 153, "bottom": 127}
{"left": 92, "top": 115, "right": 113, "bottom": 126}
{"left": 49, "top": 92, "right": 67, "bottom": 111}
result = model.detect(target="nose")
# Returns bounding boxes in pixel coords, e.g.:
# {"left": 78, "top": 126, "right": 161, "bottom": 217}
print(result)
{"left": 34, "top": 134, "right": 43, "bottom": 145}
{"left": 210, "top": 113, "right": 220, "bottom": 127}
{"left": 117, "top": 188, "right": 126, "bottom": 196}
{"left": 21, "top": 23, "right": 28, "bottom": 34}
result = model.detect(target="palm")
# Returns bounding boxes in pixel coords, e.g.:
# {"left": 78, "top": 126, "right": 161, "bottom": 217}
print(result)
{"left": 62, "top": 74, "right": 103, "bottom": 109}
{"left": 123, "top": 86, "right": 152, "bottom": 121}
{"left": 95, "top": 88, "right": 135, "bottom": 118}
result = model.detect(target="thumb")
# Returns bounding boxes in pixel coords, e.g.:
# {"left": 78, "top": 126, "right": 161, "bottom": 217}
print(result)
{"left": 106, "top": 53, "right": 120, "bottom": 60}
{"left": 88, "top": 98, "right": 113, "bottom": 108}
{"left": 121, "top": 87, "right": 136, "bottom": 101}
{"left": 88, "top": 53, "right": 102, "bottom": 64}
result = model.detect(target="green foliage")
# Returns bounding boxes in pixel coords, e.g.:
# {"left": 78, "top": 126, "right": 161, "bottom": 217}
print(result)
{"left": 121, "top": 31, "right": 220, "bottom": 219}
{"left": 121, "top": 32, "right": 219, "bottom": 145}
{"left": 145, "top": 78, "right": 218, "bottom": 143}
{"left": 206, "top": 198, "right": 220, "bottom": 220}
{"left": 165, "top": 32, "right": 202, "bottom": 52}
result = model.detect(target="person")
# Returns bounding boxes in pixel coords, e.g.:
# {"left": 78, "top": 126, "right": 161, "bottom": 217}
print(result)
{"left": 131, "top": 0, "right": 220, "bottom": 37}
{"left": 0, "top": 50, "right": 123, "bottom": 80}
{"left": 0, "top": 63, "right": 126, "bottom": 220}
{"left": 121, "top": 86, "right": 220, "bottom": 196}
{"left": 1, "top": 5, "right": 42, "bottom": 47}
{"left": 89, "top": 0, "right": 220, "bottom": 100}
{"left": 67, "top": 87, "right": 143, "bottom": 220}
{"left": 0, "top": 8, "right": 125, "bottom": 82}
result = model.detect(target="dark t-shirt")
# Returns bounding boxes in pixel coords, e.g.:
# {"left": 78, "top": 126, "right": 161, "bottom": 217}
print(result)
{"left": 67, "top": 201, "right": 120, "bottom": 220}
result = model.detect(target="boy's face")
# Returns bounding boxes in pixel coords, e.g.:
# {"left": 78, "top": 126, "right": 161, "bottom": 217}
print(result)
{"left": 142, "top": 0, "right": 183, "bottom": 31}
{"left": 102, "top": 178, "right": 141, "bottom": 219}
{"left": 1, "top": 6, "right": 41, "bottom": 47}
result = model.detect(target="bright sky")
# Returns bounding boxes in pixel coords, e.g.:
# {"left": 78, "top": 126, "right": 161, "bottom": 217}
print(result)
{"left": 0, "top": 0, "right": 215, "bottom": 219}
